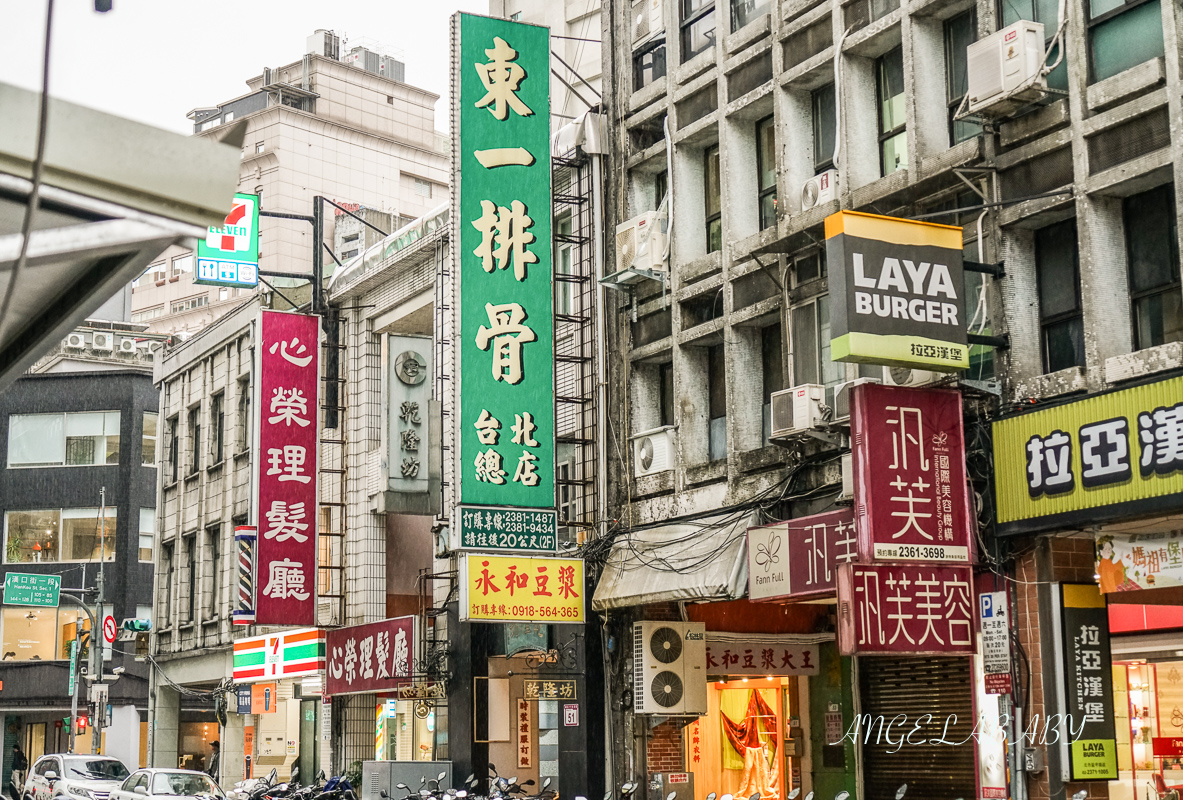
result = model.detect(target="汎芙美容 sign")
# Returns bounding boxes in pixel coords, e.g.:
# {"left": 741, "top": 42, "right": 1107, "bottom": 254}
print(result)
{"left": 851, "top": 383, "right": 974, "bottom": 563}
{"left": 747, "top": 509, "right": 857, "bottom": 601}
{"left": 452, "top": 13, "right": 554, "bottom": 511}
{"left": 993, "top": 374, "right": 1183, "bottom": 535}
{"left": 459, "top": 553, "right": 583, "bottom": 623}
{"left": 826, "top": 210, "right": 968, "bottom": 371}
{"left": 254, "top": 311, "right": 320, "bottom": 626}
{"left": 837, "top": 562, "right": 975, "bottom": 655}
{"left": 325, "top": 616, "right": 415, "bottom": 696}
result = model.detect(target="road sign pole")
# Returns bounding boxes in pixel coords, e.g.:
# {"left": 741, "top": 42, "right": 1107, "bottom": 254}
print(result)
{"left": 69, "top": 637, "right": 78, "bottom": 752}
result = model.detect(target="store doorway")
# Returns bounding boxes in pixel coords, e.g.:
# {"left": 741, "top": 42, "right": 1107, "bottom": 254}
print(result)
{"left": 1110, "top": 659, "right": 1183, "bottom": 800}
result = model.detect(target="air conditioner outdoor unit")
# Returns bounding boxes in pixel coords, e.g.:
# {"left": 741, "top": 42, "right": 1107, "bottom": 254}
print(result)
{"left": 882, "top": 366, "right": 942, "bottom": 388}
{"left": 801, "top": 169, "right": 838, "bottom": 212}
{"left": 64, "top": 333, "right": 85, "bottom": 349}
{"left": 770, "top": 384, "right": 827, "bottom": 440}
{"left": 632, "top": 0, "right": 664, "bottom": 43}
{"left": 831, "top": 377, "right": 882, "bottom": 426}
{"left": 633, "top": 621, "right": 707, "bottom": 715}
{"left": 616, "top": 212, "right": 667, "bottom": 273}
{"left": 631, "top": 426, "right": 674, "bottom": 478}
{"left": 965, "top": 20, "right": 1047, "bottom": 118}
{"left": 118, "top": 338, "right": 138, "bottom": 354}
{"left": 91, "top": 332, "right": 113, "bottom": 352}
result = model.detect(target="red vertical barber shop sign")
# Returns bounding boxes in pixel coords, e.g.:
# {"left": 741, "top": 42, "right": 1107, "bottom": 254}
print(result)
{"left": 255, "top": 311, "right": 320, "bottom": 626}
{"left": 851, "top": 383, "right": 974, "bottom": 563}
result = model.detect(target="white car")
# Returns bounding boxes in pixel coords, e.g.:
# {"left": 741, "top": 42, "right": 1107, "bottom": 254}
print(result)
{"left": 109, "top": 770, "right": 224, "bottom": 800}
{"left": 23, "top": 755, "right": 131, "bottom": 800}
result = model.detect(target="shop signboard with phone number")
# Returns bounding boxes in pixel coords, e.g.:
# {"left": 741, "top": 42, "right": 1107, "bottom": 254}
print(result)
{"left": 459, "top": 553, "right": 583, "bottom": 623}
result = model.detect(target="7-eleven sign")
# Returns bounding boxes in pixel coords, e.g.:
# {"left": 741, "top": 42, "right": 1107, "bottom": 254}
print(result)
{"left": 196, "top": 191, "right": 260, "bottom": 288}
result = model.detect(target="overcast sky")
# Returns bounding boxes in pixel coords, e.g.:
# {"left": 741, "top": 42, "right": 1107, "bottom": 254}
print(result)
{"left": 0, "top": 0, "right": 488, "bottom": 135}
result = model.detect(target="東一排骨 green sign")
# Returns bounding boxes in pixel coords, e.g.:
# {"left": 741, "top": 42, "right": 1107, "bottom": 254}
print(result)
{"left": 452, "top": 13, "right": 554, "bottom": 511}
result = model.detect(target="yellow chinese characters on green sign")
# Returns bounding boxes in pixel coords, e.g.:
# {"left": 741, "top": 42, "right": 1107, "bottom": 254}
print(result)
{"left": 452, "top": 13, "right": 553, "bottom": 510}
{"left": 993, "top": 375, "right": 1183, "bottom": 535}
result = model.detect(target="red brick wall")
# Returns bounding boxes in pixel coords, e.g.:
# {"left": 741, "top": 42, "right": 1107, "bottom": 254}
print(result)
{"left": 647, "top": 719, "right": 685, "bottom": 772}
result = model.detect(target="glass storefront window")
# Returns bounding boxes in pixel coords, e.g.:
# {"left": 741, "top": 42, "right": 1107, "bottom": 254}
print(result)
{"left": 1, "top": 607, "right": 91, "bottom": 662}
{"left": 4, "top": 507, "right": 116, "bottom": 563}
{"left": 376, "top": 700, "right": 435, "bottom": 761}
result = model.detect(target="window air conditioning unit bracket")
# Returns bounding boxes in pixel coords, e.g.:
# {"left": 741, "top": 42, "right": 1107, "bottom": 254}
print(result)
{"left": 769, "top": 384, "right": 845, "bottom": 448}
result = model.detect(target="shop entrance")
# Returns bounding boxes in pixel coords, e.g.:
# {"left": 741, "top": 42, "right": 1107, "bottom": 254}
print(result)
{"left": 482, "top": 654, "right": 567, "bottom": 787}
{"left": 1110, "top": 659, "right": 1183, "bottom": 800}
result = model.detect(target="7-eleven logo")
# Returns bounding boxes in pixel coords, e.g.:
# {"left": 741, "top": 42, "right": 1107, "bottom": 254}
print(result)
{"left": 207, "top": 197, "right": 255, "bottom": 253}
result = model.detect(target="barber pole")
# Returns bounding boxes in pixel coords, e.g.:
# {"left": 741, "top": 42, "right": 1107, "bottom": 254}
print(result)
{"left": 233, "top": 526, "right": 257, "bottom": 625}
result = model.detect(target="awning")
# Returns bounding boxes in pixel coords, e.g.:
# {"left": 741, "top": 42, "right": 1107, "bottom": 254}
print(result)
{"left": 592, "top": 512, "right": 755, "bottom": 612}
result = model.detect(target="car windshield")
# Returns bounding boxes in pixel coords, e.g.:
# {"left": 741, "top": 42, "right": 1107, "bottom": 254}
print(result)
{"left": 151, "top": 774, "right": 222, "bottom": 798}
{"left": 64, "top": 759, "right": 129, "bottom": 781}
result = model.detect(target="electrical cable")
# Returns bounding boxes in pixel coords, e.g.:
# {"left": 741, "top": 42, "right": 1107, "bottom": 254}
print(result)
{"left": 0, "top": 0, "right": 55, "bottom": 328}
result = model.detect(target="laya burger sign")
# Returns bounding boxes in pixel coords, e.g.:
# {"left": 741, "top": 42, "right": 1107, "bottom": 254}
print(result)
{"left": 826, "top": 210, "right": 968, "bottom": 371}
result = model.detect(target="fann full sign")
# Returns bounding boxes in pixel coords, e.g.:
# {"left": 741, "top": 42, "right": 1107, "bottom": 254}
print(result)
{"left": 254, "top": 311, "right": 319, "bottom": 626}
{"left": 452, "top": 13, "right": 555, "bottom": 511}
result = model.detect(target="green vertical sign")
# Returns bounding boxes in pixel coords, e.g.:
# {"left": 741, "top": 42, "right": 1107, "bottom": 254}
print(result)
{"left": 453, "top": 13, "right": 554, "bottom": 509}
{"left": 68, "top": 639, "right": 77, "bottom": 695}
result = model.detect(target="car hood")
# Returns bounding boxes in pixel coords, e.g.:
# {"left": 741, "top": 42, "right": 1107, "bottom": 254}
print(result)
{"left": 70, "top": 779, "right": 125, "bottom": 791}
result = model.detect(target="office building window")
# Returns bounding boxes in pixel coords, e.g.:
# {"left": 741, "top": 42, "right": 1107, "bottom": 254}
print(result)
{"left": 414, "top": 178, "right": 433, "bottom": 198}
{"left": 791, "top": 294, "right": 844, "bottom": 400}
{"left": 255, "top": 142, "right": 265, "bottom": 154}
{"left": 877, "top": 46, "right": 907, "bottom": 176}
{"left": 945, "top": 11, "right": 981, "bottom": 144}
{"left": 659, "top": 362, "right": 675, "bottom": 428}
{"left": 171, "top": 254, "right": 193, "bottom": 276}
{"left": 7, "top": 411, "right": 120, "bottom": 468}
{"left": 705, "top": 145, "right": 722, "bottom": 252}
{"left": 655, "top": 171, "right": 669, "bottom": 208}
{"left": 812, "top": 84, "right": 837, "bottom": 173}
{"left": 756, "top": 116, "right": 777, "bottom": 229}
{"left": 143, "top": 412, "right": 158, "bottom": 466}
{"left": 555, "top": 216, "right": 575, "bottom": 317}
{"left": 732, "top": 0, "right": 770, "bottom": 31}
{"left": 161, "top": 542, "right": 175, "bottom": 623}
{"left": 1125, "top": 184, "right": 1182, "bottom": 350}
{"left": 139, "top": 508, "right": 155, "bottom": 562}
{"left": 205, "top": 526, "right": 221, "bottom": 616}
{"left": 166, "top": 415, "right": 179, "bottom": 483}
{"left": 4, "top": 507, "right": 117, "bottom": 564}
{"left": 171, "top": 295, "right": 209, "bottom": 314}
{"left": 237, "top": 378, "right": 251, "bottom": 453}
{"left": 1000, "top": 0, "right": 1068, "bottom": 88}
{"left": 188, "top": 406, "right": 201, "bottom": 475}
{"left": 210, "top": 393, "right": 225, "bottom": 465}
{"left": 1035, "top": 219, "right": 1085, "bottom": 372}
{"left": 1088, "top": 0, "right": 1163, "bottom": 82}
{"left": 634, "top": 41, "right": 668, "bottom": 90}
{"left": 707, "top": 344, "right": 727, "bottom": 460}
{"left": 1, "top": 607, "right": 92, "bottom": 662}
{"left": 183, "top": 535, "right": 197, "bottom": 623}
{"left": 762, "top": 323, "right": 785, "bottom": 444}
{"left": 682, "top": 0, "right": 716, "bottom": 61}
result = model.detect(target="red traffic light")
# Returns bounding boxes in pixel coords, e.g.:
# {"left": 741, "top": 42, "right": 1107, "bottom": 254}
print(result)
{"left": 76, "top": 715, "right": 89, "bottom": 732}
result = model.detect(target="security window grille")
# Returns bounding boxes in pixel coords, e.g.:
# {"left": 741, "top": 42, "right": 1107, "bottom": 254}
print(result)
{"left": 812, "top": 84, "right": 837, "bottom": 172}
{"left": 682, "top": 0, "right": 716, "bottom": 62}
{"left": 166, "top": 415, "right": 179, "bottom": 483}
{"left": 210, "top": 393, "right": 225, "bottom": 465}
{"left": 707, "top": 343, "right": 727, "bottom": 460}
{"left": 1124, "top": 184, "right": 1182, "bottom": 350}
{"left": 732, "top": 0, "right": 770, "bottom": 30}
{"left": 945, "top": 10, "right": 981, "bottom": 145}
{"left": 1035, "top": 218, "right": 1085, "bottom": 373}
{"left": 659, "top": 362, "right": 675, "bottom": 427}
{"left": 705, "top": 145, "right": 722, "bottom": 252}
{"left": 143, "top": 412, "right": 157, "bottom": 466}
{"left": 1087, "top": 0, "right": 1163, "bottom": 83}
{"left": 756, "top": 116, "right": 777, "bottom": 230}
{"left": 555, "top": 216, "right": 575, "bottom": 317}
{"left": 877, "top": 47, "right": 907, "bottom": 176}
{"left": 188, "top": 406, "right": 201, "bottom": 476}
{"left": 634, "top": 41, "right": 668, "bottom": 90}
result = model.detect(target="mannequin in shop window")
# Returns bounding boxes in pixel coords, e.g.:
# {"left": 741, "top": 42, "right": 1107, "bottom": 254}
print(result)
{"left": 721, "top": 690, "right": 780, "bottom": 800}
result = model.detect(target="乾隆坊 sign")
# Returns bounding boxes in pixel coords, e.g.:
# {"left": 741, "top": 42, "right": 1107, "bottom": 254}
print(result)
{"left": 452, "top": 13, "right": 555, "bottom": 512}
{"left": 826, "top": 210, "right": 968, "bottom": 371}
{"left": 993, "top": 374, "right": 1183, "bottom": 535}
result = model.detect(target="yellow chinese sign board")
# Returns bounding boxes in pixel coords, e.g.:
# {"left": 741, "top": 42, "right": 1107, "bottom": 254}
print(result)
{"left": 452, "top": 13, "right": 554, "bottom": 510}
{"left": 459, "top": 553, "right": 584, "bottom": 623}
{"left": 993, "top": 375, "right": 1183, "bottom": 535}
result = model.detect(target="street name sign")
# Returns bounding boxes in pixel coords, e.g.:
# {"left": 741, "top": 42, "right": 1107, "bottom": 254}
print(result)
{"left": 3, "top": 573, "right": 61, "bottom": 607}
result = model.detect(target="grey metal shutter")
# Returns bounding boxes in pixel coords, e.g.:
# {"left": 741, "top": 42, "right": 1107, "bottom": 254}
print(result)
{"left": 857, "top": 656, "right": 976, "bottom": 800}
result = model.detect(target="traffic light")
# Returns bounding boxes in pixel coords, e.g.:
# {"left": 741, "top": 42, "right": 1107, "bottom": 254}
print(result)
{"left": 76, "top": 715, "right": 89, "bottom": 734}
{"left": 121, "top": 618, "right": 152, "bottom": 632}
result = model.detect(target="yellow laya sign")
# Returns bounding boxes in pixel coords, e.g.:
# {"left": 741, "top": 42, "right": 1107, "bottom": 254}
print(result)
{"left": 459, "top": 553, "right": 584, "bottom": 623}
{"left": 993, "top": 375, "right": 1183, "bottom": 535}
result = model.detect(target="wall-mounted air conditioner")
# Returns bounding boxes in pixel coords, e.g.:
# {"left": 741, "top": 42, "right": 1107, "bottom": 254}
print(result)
{"left": 831, "top": 377, "right": 882, "bottom": 426}
{"left": 91, "top": 332, "right": 113, "bottom": 352}
{"left": 965, "top": 21, "right": 1047, "bottom": 118}
{"left": 770, "top": 384, "right": 827, "bottom": 440}
{"left": 633, "top": 621, "right": 707, "bottom": 715}
{"left": 882, "top": 366, "right": 942, "bottom": 388}
{"left": 118, "top": 338, "right": 138, "bottom": 354}
{"left": 632, "top": 0, "right": 664, "bottom": 43}
{"left": 64, "top": 333, "right": 86, "bottom": 349}
{"left": 801, "top": 169, "right": 838, "bottom": 211}
{"left": 616, "top": 212, "right": 667, "bottom": 273}
{"left": 631, "top": 426, "right": 674, "bottom": 478}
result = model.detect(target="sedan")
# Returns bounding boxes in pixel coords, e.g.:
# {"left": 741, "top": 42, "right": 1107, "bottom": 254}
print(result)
{"left": 110, "top": 771, "right": 223, "bottom": 800}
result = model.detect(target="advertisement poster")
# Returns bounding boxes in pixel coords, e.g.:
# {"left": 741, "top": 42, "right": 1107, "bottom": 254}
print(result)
{"left": 459, "top": 553, "right": 584, "bottom": 623}
{"left": 747, "top": 509, "right": 857, "bottom": 601}
{"left": 254, "top": 311, "right": 320, "bottom": 626}
{"left": 851, "top": 383, "right": 974, "bottom": 563}
{"left": 1061, "top": 584, "right": 1117, "bottom": 780}
{"left": 1095, "top": 530, "right": 1183, "bottom": 593}
{"left": 250, "top": 683, "right": 278, "bottom": 714}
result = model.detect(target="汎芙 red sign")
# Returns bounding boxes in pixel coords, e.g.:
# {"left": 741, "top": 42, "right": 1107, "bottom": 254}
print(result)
{"left": 748, "top": 509, "right": 857, "bottom": 601}
{"left": 326, "top": 616, "right": 415, "bottom": 696}
{"left": 837, "top": 562, "right": 975, "bottom": 655}
{"left": 255, "top": 311, "right": 320, "bottom": 626}
{"left": 851, "top": 383, "right": 974, "bottom": 563}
